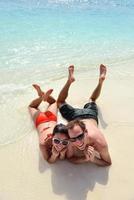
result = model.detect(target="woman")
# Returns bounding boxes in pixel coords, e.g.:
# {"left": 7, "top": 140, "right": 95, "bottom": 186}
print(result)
{"left": 28, "top": 84, "right": 69, "bottom": 163}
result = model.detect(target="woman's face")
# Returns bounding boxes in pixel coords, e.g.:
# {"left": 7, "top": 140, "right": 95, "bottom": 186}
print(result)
{"left": 52, "top": 133, "right": 69, "bottom": 152}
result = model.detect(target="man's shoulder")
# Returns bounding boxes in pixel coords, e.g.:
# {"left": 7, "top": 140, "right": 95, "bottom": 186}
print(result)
{"left": 82, "top": 118, "right": 98, "bottom": 127}
{"left": 86, "top": 125, "right": 103, "bottom": 136}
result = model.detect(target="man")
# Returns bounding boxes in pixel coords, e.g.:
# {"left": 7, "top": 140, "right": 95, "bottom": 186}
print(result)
{"left": 57, "top": 65, "right": 112, "bottom": 166}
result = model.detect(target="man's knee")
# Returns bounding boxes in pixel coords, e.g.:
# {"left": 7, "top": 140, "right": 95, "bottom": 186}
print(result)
{"left": 89, "top": 98, "right": 96, "bottom": 103}
{"left": 57, "top": 101, "right": 66, "bottom": 109}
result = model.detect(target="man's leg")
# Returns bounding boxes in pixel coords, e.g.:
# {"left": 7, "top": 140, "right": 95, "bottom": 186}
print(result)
{"left": 33, "top": 84, "right": 56, "bottom": 104}
{"left": 57, "top": 65, "right": 75, "bottom": 107}
{"left": 89, "top": 64, "right": 107, "bottom": 102}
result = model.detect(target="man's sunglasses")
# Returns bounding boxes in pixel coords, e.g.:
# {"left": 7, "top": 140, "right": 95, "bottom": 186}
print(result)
{"left": 52, "top": 138, "right": 69, "bottom": 146}
{"left": 69, "top": 132, "right": 85, "bottom": 142}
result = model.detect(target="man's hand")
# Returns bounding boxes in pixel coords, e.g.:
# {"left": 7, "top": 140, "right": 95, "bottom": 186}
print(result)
{"left": 84, "top": 145, "right": 95, "bottom": 162}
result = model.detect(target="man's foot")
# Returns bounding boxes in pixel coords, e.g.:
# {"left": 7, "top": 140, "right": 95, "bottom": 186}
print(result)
{"left": 68, "top": 65, "right": 75, "bottom": 83}
{"left": 42, "top": 89, "right": 53, "bottom": 101}
{"left": 99, "top": 64, "right": 107, "bottom": 83}
{"left": 33, "top": 84, "right": 44, "bottom": 97}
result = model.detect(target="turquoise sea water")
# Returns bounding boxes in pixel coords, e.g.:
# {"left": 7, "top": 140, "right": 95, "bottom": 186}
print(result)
{"left": 1, "top": 0, "right": 134, "bottom": 72}
{"left": 0, "top": 0, "right": 134, "bottom": 144}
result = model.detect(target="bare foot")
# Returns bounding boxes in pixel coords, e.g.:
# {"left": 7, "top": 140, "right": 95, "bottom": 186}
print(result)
{"left": 32, "top": 84, "right": 44, "bottom": 97}
{"left": 42, "top": 89, "right": 53, "bottom": 101}
{"left": 68, "top": 65, "right": 75, "bottom": 83}
{"left": 99, "top": 64, "right": 107, "bottom": 83}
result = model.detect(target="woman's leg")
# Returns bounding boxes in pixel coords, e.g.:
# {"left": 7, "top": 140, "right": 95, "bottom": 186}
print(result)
{"left": 29, "top": 89, "right": 53, "bottom": 122}
{"left": 47, "top": 102, "right": 58, "bottom": 116}
{"left": 33, "top": 84, "right": 56, "bottom": 104}
{"left": 42, "top": 90, "right": 58, "bottom": 116}
{"left": 29, "top": 96, "right": 42, "bottom": 109}
{"left": 28, "top": 96, "right": 42, "bottom": 122}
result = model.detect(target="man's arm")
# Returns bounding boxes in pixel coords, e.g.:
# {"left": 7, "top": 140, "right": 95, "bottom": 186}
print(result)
{"left": 67, "top": 146, "right": 94, "bottom": 164}
{"left": 68, "top": 145, "right": 112, "bottom": 166}
{"left": 68, "top": 156, "right": 90, "bottom": 164}
{"left": 68, "top": 154, "right": 111, "bottom": 165}
{"left": 92, "top": 157, "right": 111, "bottom": 166}
{"left": 98, "top": 145, "right": 112, "bottom": 166}
{"left": 90, "top": 131, "right": 112, "bottom": 166}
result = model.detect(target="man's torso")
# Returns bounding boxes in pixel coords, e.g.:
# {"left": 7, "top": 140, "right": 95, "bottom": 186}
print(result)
{"left": 67, "top": 119, "right": 107, "bottom": 158}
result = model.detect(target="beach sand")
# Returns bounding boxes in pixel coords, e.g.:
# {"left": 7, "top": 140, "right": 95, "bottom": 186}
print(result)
{"left": 0, "top": 62, "right": 134, "bottom": 200}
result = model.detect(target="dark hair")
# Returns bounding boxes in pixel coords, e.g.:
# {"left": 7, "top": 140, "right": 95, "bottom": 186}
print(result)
{"left": 53, "top": 123, "right": 68, "bottom": 136}
{"left": 66, "top": 119, "right": 86, "bottom": 132}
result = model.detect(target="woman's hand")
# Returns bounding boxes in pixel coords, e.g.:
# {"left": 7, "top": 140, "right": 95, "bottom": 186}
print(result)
{"left": 51, "top": 146, "right": 60, "bottom": 157}
{"left": 47, "top": 146, "right": 59, "bottom": 164}
{"left": 59, "top": 148, "right": 67, "bottom": 160}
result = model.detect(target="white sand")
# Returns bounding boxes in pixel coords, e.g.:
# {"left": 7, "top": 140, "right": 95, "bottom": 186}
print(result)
{"left": 0, "top": 63, "right": 134, "bottom": 200}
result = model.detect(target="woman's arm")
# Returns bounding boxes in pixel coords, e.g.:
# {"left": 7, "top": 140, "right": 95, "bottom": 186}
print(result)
{"left": 40, "top": 136, "right": 60, "bottom": 164}
{"left": 39, "top": 143, "right": 51, "bottom": 161}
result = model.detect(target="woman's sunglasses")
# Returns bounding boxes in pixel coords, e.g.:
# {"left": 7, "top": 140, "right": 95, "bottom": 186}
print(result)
{"left": 69, "top": 132, "right": 85, "bottom": 142}
{"left": 53, "top": 138, "right": 69, "bottom": 146}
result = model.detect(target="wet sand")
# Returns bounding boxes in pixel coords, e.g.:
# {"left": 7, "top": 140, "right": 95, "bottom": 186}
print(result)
{"left": 0, "top": 63, "right": 134, "bottom": 200}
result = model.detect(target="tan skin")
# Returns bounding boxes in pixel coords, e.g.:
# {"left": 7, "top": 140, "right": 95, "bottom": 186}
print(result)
{"left": 29, "top": 65, "right": 112, "bottom": 166}
{"left": 29, "top": 86, "right": 69, "bottom": 163}
{"left": 39, "top": 130, "right": 69, "bottom": 163}
{"left": 66, "top": 124, "right": 111, "bottom": 166}
{"left": 51, "top": 133, "right": 69, "bottom": 161}
{"left": 57, "top": 65, "right": 112, "bottom": 166}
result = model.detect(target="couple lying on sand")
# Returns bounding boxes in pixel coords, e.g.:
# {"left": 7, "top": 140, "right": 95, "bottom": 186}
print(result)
{"left": 29, "top": 64, "right": 112, "bottom": 166}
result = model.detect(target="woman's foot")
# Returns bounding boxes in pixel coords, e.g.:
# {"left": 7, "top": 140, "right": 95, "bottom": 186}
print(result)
{"left": 42, "top": 89, "right": 53, "bottom": 102}
{"left": 33, "top": 84, "right": 44, "bottom": 97}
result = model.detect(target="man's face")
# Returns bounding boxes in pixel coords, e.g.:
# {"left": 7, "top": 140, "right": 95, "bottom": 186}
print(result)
{"left": 68, "top": 125, "right": 87, "bottom": 150}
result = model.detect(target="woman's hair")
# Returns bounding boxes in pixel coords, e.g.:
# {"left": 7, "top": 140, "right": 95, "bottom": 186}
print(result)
{"left": 53, "top": 123, "right": 68, "bottom": 136}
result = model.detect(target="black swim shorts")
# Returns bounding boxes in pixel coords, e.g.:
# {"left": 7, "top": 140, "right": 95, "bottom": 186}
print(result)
{"left": 59, "top": 102, "right": 98, "bottom": 124}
